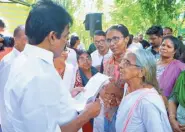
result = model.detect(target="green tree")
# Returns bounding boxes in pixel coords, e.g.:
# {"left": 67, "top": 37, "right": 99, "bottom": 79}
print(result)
{"left": 111, "top": 0, "right": 185, "bottom": 35}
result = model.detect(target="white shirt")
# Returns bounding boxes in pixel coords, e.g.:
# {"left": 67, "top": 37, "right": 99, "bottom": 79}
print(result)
{"left": 0, "top": 48, "right": 20, "bottom": 127}
{"left": 3, "top": 44, "right": 77, "bottom": 132}
{"left": 128, "top": 42, "right": 143, "bottom": 51}
{"left": 66, "top": 47, "right": 78, "bottom": 69}
{"left": 63, "top": 62, "right": 77, "bottom": 91}
{"left": 91, "top": 49, "right": 112, "bottom": 67}
{"left": 77, "top": 43, "right": 85, "bottom": 50}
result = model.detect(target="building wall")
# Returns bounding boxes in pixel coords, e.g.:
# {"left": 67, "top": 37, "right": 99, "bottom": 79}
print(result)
{"left": 0, "top": 3, "right": 30, "bottom": 35}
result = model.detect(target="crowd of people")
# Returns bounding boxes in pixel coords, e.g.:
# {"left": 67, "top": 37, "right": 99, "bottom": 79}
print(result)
{"left": 0, "top": 0, "right": 185, "bottom": 132}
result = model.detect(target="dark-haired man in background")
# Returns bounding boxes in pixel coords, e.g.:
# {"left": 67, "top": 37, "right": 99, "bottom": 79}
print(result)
{"left": 0, "top": 1, "right": 100, "bottom": 132}
{"left": 91, "top": 30, "right": 112, "bottom": 72}
{"left": 146, "top": 25, "right": 163, "bottom": 60}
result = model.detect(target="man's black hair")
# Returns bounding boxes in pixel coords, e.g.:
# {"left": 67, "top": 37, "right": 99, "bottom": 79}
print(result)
{"left": 94, "top": 30, "right": 105, "bottom": 37}
{"left": 146, "top": 25, "right": 163, "bottom": 37}
{"left": 163, "top": 27, "right": 173, "bottom": 32}
{"left": 70, "top": 35, "right": 79, "bottom": 48}
{"left": 25, "top": 0, "right": 73, "bottom": 45}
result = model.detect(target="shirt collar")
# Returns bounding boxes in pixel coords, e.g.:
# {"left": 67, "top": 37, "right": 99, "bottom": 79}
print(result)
{"left": 23, "top": 44, "right": 54, "bottom": 65}
{"left": 151, "top": 46, "right": 159, "bottom": 55}
{"left": 98, "top": 49, "right": 112, "bottom": 57}
{"left": 12, "top": 47, "right": 21, "bottom": 55}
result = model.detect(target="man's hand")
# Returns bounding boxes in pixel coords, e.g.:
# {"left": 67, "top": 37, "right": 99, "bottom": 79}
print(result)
{"left": 70, "top": 87, "right": 85, "bottom": 97}
{"left": 84, "top": 99, "right": 101, "bottom": 118}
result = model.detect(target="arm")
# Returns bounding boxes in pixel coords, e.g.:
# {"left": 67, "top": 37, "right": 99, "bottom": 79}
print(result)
{"left": 168, "top": 101, "right": 177, "bottom": 121}
{"left": 61, "top": 99, "right": 101, "bottom": 132}
{"left": 169, "top": 100, "right": 182, "bottom": 132}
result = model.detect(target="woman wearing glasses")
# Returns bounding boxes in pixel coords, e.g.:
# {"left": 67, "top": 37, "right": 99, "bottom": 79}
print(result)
{"left": 74, "top": 50, "right": 98, "bottom": 132}
{"left": 116, "top": 49, "right": 172, "bottom": 132}
{"left": 94, "top": 24, "right": 129, "bottom": 132}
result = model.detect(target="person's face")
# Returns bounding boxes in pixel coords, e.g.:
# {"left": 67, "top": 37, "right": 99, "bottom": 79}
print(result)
{"left": 159, "top": 39, "right": 176, "bottom": 58}
{"left": 148, "top": 34, "right": 162, "bottom": 47}
{"left": 14, "top": 30, "right": 27, "bottom": 52}
{"left": 50, "top": 25, "right": 69, "bottom": 58}
{"left": 138, "top": 34, "right": 143, "bottom": 41}
{"left": 94, "top": 35, "right": 107, "bottom": 53}
{"left": 106, "top": 30, "right": 128, "bottom": 56}
{"left": 78, "top": 53, "right": 92, "bottom": 70}
{"left": 163, "top": 29, "right": 172, "bottom": 37}
{"left": 0, "top": 27, "right": 4, "bottom": 33}
{"left": 119, "top": 52, "right": 142, "bottom": 81}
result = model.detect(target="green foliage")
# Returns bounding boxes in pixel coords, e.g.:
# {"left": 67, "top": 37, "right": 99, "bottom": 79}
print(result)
{"left": 110, "top": 0, "right": 185, "bottom": 36}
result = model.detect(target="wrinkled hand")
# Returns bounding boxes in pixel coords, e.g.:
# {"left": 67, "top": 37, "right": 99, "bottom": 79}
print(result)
{"left": 170, "top": 118, "right": 182, "bottom": 132}
{"left": 70, "top": 87, "right": 85, "bottom": 97}
{"left": 100, "top": 82, "right": 123, "bottom": 108}
{"left": 85, "top": 99, "right": 101, "bottom": 118}
{"left": 180, "top": 124, "right": 185, "bottom": 132}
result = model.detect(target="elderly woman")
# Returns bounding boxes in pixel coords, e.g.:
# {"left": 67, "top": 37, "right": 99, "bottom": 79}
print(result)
{"left": 157, "top": 36, "right": 185, "bottom": 98}
{"left": 116, "top": 49, "right": 172, "bottom": 132}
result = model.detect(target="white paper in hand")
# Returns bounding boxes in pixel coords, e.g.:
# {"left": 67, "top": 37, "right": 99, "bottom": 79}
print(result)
{"left": 73, "top": 73, "right": 110, "bottom": 112}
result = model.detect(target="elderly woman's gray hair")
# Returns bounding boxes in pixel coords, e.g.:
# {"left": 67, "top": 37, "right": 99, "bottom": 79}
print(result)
{"left": 129, "top": 49, "right": 161, "bottom": 93}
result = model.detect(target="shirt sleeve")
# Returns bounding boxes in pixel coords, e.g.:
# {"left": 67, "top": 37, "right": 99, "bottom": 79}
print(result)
{"left": 58, "top": 80, "right": 78, "bottom": 126}
{"left": 21, "top": 75, "right": 61, "bottom": 132}
{"left": 140, "top": 99, "right": 165, "bottom": 132}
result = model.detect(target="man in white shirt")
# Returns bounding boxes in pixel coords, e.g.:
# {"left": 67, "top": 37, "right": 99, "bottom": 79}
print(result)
{"left": 0, "top": 25, "right": 26, "bottom": 64}
{"left": 91, "top": 30, "right": 112, "bottom": 72}
{"left": 1, "top": 1, "right": 100, "bottom": 132}
{"left": 0, "top": 25, "right": 27, "bottom": 132}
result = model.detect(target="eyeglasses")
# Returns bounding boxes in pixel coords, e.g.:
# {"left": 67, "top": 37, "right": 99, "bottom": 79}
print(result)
{"left": 120, "top": 59, "right": 141, "bottom": 68}
{"left": 106, "top": 36, "right": 124, "bottom": 45}
{"left": 94, "top": 39, "right": 106, "bottom": 45}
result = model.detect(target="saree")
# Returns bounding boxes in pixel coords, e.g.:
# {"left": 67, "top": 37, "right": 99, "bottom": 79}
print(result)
{"left": 171, "top": 71, "right": 185, "bottom": 107}
{"left": 159, "top": 60, "right": 185, "bottom": 97}
{"left": 116, "top": 88, "right": 172, "bottom": 132}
